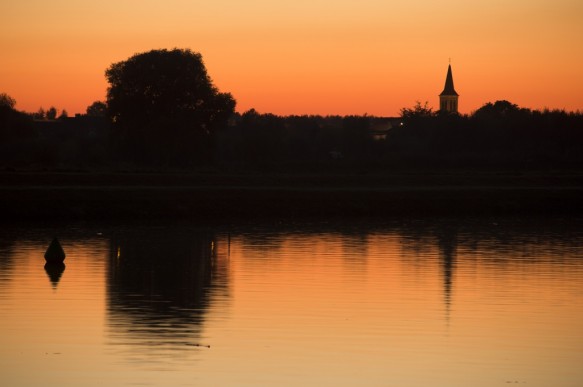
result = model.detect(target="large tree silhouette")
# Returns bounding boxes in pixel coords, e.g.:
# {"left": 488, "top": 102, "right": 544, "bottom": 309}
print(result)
{"left": 106, "top": 48, "right": 236, "bottom": 166}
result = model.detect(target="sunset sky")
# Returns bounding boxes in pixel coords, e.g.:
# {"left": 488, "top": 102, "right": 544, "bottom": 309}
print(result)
{"left": 2, "top": 0, "right": 582, "bottom": 116}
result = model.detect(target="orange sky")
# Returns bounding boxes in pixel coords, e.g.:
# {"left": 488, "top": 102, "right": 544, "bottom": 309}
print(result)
{"left": 1, "top": 0, "right": 582, "bottom": 116}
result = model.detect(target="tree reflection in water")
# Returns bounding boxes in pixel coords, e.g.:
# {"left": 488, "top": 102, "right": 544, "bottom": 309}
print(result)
{"left": 106, "top": 226, "right": 228, "bottom": 363}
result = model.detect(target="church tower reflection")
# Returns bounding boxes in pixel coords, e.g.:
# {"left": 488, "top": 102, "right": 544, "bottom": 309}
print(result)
{"left": 436, "top": 226, "right": 458, "bottom": 322}
{"left": 397, "top": 221, "right": 459, "bottom": 324}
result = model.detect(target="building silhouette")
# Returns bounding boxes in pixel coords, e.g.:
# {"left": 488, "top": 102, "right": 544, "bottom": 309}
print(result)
{"left": 439, "top": 64, "right": 459, "bottom": 113}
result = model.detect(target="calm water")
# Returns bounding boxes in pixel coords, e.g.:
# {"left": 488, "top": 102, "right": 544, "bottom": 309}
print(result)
{"left": 1, "top": 218, "right": 582, "bottom": 387}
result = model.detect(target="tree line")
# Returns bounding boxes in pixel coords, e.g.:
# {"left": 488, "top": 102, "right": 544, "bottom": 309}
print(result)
{"left": 1, "top": 49, "right": 583, "bottom": 171}
{"left": 389, "top": 100, "right": 583, "bottom": 169}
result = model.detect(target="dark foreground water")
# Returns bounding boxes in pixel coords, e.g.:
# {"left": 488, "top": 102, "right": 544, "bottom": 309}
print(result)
{"left": 1, "top": 218, "right": 582, "bottom": 386}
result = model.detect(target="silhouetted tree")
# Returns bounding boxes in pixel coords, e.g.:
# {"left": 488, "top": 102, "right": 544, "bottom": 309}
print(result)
{"left": 105, "top": 48, "right": 236, "bottom": 166}
{"left": 0, "top": 94, "right": 35, "bottom": 164}
{"left": 46, "top": 106, "right": 57, "bottom": 120}
{"left": 400, "top": 101, "right": 434, "bottom": 119}
{"left": 0, "top": 93, "right": 16, "bottom": 109}
{"left": 473, "top": 100, "right": 522, "bottom": 119}
{"left": 33, "top": 107, "right": 46, "bottom": 120}
{"left": 238, "top": 109, "right": 285, "bottom": 165}
{"left": 86, "top": 101, "right": 107, "bottom": 117}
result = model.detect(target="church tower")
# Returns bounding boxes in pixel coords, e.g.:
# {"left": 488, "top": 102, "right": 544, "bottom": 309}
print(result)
{"left": 439, "top": 64, "right": 459, "bottom": 113}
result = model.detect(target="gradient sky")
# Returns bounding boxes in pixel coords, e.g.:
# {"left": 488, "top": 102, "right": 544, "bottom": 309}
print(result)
{"left": 2, "top": 0, "right": 582, "bottom": 116}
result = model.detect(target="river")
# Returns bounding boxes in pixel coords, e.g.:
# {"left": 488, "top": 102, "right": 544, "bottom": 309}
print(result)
{"left": 1, "top": 217, "right": 582, "bottom": 386}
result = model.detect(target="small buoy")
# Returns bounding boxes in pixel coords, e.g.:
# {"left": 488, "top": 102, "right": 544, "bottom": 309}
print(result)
{"left": 44, "top": 238, "right": 66, "bottom": 263}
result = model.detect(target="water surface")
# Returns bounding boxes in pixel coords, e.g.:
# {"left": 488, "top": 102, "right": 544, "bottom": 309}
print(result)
{"left": 1, "top": 218, "right": 582, "bottom": 386}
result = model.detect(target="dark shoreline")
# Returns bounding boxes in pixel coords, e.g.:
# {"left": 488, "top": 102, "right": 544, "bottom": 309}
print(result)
{"left": 2, "top": 170, "right": 582, "bottom": 222}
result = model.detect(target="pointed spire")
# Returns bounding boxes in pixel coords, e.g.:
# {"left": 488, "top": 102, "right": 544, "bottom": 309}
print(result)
{"left": 440, "top": 64, "right": 458, "bottom": 96}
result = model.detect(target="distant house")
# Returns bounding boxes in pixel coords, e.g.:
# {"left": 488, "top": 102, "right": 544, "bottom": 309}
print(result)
{"left": 369, "top": 117, "right": 403, "bottom": 140}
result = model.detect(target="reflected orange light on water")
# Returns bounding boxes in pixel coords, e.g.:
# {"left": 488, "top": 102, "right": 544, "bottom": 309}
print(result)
{"left": 1, "top": 227, "right": 582, "bottom": 386}
{"left": 0, "top": 239, "right": 109, "bottom": 386}
{"left": 198, "top": 232, "right": 583, "bottom": 386}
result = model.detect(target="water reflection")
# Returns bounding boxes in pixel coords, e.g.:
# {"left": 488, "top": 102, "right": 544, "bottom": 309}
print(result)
{"left": 379, "top": 217, "right": 583, "bottom": 323}
{"left": 44, "top": 262, "right": 66, "bottom": 288}
{"left": 436, "top": 226, "right": 457, "bottom": 320}
{"left": 106, "top": 227, "right": 229, "bottom": 363}
{"left": 341, "top": 231, "right": 369, "bottom": 267}
{"left": 2, "top": 218, "right": 582, "bottom": 386}
{"left": 0, "top": 234, "right": 17, "bottom": 290}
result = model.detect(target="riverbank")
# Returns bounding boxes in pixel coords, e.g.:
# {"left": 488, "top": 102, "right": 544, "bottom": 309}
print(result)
{"left": 1, "top": 170, "right": 582, "bottom": 221}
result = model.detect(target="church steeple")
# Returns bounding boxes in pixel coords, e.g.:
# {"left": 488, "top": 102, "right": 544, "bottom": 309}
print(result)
{"left": 439, "top": 64, "right": 459, "bottom": 113}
